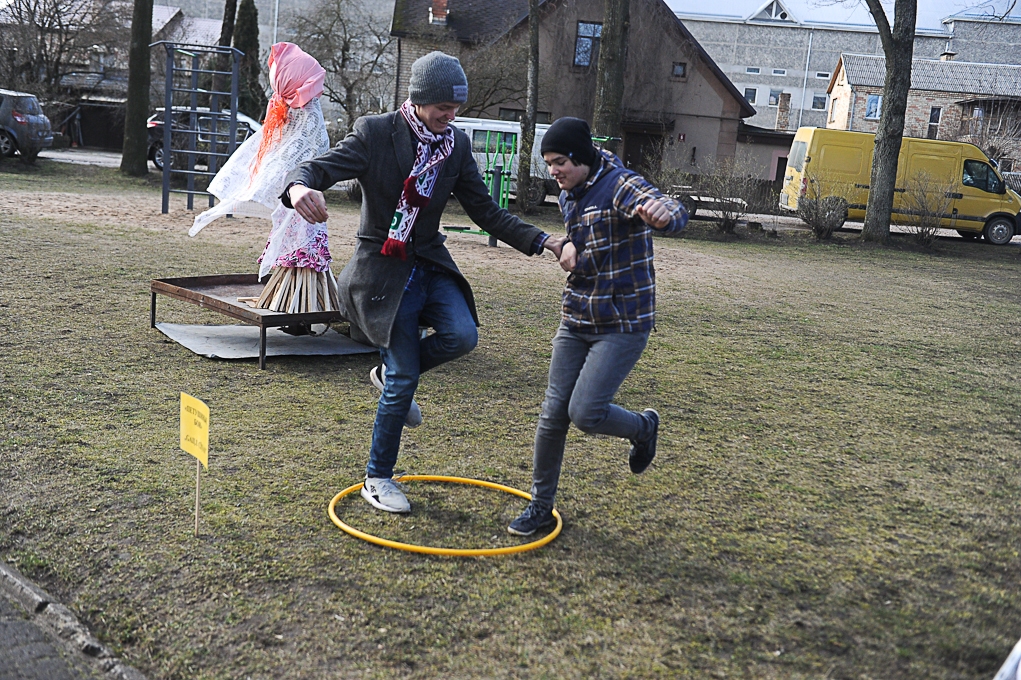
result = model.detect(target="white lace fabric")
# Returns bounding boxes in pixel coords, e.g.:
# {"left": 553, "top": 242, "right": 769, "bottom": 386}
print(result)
{"left": 188, "top": 99, "right": 332, "bottom": 278}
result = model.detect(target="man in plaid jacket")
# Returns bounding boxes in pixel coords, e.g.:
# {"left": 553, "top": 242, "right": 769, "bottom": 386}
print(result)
{"left": 508, "top": 117, "right": 688, "bottom": 536}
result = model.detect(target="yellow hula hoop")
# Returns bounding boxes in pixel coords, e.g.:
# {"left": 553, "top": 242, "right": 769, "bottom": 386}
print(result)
{"left": 327, "top": 474, "right": 562, "bottom": 557}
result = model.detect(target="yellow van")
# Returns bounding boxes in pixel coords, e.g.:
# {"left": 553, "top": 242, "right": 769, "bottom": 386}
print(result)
{"left": 780, "top": 127, "right": 1021, "bottom": 244}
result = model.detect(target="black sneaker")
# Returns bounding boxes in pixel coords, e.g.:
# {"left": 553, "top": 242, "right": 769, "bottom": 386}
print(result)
{"left": 507, "top": 501, "right": 556, "bottom": 537}
{"left": 629, "top": 409, "right": 659, "bottom": 474}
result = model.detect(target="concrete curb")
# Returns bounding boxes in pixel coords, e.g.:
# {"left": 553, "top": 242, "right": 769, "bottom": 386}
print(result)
{"left": 0, "top": 559, "right": 148, "bottom": 680}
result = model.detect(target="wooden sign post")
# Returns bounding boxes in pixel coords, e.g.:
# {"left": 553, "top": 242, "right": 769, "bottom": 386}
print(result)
{"left": 180, "top": 393, "right": 209, "bottom": 536}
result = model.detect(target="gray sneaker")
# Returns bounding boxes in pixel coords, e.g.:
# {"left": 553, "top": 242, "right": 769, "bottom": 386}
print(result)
{"left": 370, "top": 365, "right": 422, "bottom": 428}
{"left": 361, "top": 477, "right": 411, "bottom": 513}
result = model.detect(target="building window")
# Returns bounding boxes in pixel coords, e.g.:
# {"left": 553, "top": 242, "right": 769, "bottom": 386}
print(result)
{"left": 498, "top": 108, "right": 552, "bottom": 124}
{"left": 744, "top": 87, "right": 757, "bottom": 104}
{"left": 768, "top": 88, "right": 784, "bottom": 107}
{"left": 927, "top": 106, "right": 941, "bottom": 139}
{"left": 772, "top": 68, "right": 787, "bottom": 76}
{"left": 812, "top": 93, "right": 827, "bottom": 110}
{"left": 746, "top": 66, "right": 760, "bottom": 74}
{"left": 671, "top": 62, "right": 687, "bottom": 78}
{"left": 574, "top": 22, "right": 602, "bottom": 67}
{"left": 828, "top": 98, "right": 836, "bottom": 123}
{"left": 865, "top": 94, "right": 882, "bottom": 120}
{"left": 816, "top": 71, "right": 831, "bottom": 79}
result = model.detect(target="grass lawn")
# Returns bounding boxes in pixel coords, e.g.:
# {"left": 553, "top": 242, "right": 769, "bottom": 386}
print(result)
{"left": 2, "top": 161, "right": 1021, "bottom": 679}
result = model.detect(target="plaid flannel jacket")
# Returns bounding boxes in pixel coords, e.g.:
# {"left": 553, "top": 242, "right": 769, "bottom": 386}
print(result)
{"left": 558, "top": 150, "right": 687, "bottom": 333}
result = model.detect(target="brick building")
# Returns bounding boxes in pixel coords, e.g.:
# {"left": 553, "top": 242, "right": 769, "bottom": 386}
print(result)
{"left": 827, "top": 53, "right": 1021, "bottom": 169}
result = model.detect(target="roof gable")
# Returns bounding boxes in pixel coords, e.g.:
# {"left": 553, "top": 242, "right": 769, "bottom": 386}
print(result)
{"left": 748, "top": 0, "right": 799, "bottom": 25}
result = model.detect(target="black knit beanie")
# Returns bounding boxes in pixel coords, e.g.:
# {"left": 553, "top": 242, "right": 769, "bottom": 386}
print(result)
{"left": 540, "top": 117, "right": 598, "bottom": 166}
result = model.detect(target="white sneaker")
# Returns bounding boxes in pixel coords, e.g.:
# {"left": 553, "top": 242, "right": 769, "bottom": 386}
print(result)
{"left": 370, "top": 365, "right": 422, "bottom": 428}
{"left": 361, "top": 477, "right": 411, "bottom": 513}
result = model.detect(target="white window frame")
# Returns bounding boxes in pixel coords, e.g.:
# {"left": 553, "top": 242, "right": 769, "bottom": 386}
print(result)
{"left": 815, "top": 71, "right": 831, "bottom": 79}
{"left": 744, "top": 87, "right": 757, "bottom": 104}
{"left": 746, "top": 66, "right": 760, "bottom": 74}
{"left": 865, "top": 94, "right": 882, "bottom": 120}
{"left": 768, "top": 88, "right": 784, "bottom": 107}
{"left": 811, "top": 93, "right": 827, "bottom": 110}
{"left": 772, "top": 68, "right": 787, "bottom": 76}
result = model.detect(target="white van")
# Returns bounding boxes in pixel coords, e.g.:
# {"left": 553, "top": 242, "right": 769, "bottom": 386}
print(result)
{"left": 452, "top": 117, "right": 556, "bottom": 204}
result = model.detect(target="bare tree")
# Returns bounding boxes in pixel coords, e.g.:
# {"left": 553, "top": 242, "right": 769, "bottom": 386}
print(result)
{"left": 289, "top": 0, "right": 395, "bottom": 133}
{"left": 516, "top": 0, "right": 541, "bottom": 214}
{"left": 0, "top": 0, "right": 128, "bottom": 97}
{"left": 692, "top": 156, "right": 757, "bottom": 234}
{"left": 796, "top": 169, "right": 853, "bottom": 240}
{"left": 458, "top": 33, "right": 527, "bottom": 118}
{"left": 860, "top": 0, "right": 917, "bottom": 242}
{"left": 210, "top": 0, "right": 238, "bottom": 106}
{"left": 120, "top": 0, "right": 153, "bottom": 176}
{"left": 956, "top": 99, "right": 1021, "bottom": 168}
{"left": 902, "top": 170, "right": 955, "bottom": 247}
{"left": 592, "top": 0, "right": 629, "bottom": 154}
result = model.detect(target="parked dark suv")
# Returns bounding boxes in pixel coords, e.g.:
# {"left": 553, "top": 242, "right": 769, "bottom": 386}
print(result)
{"left": 147, "top": 108, "right": 260, "bottom": 170}
{"left": 0, "top": 89, "right": 53, "bottom": 161}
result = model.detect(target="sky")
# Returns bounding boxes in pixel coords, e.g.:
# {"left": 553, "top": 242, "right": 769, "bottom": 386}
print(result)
{"left": 664, "top": 0, "right": 1021, "bottom": 31}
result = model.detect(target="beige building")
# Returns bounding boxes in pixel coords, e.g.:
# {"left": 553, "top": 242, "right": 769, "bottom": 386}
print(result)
{"left": 390, "top": 0, "right": 755, "bottom": 173}
{"left": 827, "top": 53, "right": 1021, "bottom": 170}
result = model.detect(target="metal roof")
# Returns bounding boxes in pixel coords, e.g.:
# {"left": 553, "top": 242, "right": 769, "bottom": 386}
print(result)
{"left": 839, "top": 53, "right": 1021, "bottom": 97}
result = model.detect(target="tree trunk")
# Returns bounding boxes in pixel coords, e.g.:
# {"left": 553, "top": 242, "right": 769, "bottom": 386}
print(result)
{"left": 211, "top": 0, "right": 238, "bottom": 106}
{"left": 516, "top": 0, "right": 540, "bottom": 214}
{"left": 861, "top": 0, "right": 916, "bottom": 242}
{"left": 120, "top": 0, "right": 154, "bottom": 177}
{"left": 592, "top": 0, "right": 629, "bottom": 155}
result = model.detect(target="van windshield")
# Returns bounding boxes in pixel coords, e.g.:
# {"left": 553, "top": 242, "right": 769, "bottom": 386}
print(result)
{"left": 788, "top": 140, "right": 807, "bottom": 172}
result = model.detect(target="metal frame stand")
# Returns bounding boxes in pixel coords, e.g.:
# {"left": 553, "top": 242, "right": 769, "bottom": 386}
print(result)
{"left": 151, "top": 42, "right": 242, "bottom": 214}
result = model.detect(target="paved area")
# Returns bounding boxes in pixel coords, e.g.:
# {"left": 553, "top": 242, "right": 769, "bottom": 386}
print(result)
{"left": 0, "top": 594, "right": 102, "bottom": 680}
{"left": 37, "top": 148, "right": 123, "bottom": 168}
{"left": 0, "top": 561, "right": 145, "bottom": 680}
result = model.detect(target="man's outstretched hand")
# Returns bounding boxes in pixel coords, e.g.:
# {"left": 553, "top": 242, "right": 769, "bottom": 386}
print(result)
{"left": 544, "top": 235, "right": 566, "bottom": 258}
{"left": 289, "top": 184, "right": 330, "bottom": 224}
{"left": 636, "top": 198, "right": 673, "bottom": 229}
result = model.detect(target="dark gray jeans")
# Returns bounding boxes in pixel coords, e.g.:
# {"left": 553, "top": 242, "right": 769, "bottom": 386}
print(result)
{"left": 531, "top": 323, "right": 653, "bottom": 506}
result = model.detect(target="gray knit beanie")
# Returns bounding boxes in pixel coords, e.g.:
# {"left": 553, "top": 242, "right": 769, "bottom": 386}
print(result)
{"left": 409, "top": 51, "right": 468, "bottom": 105}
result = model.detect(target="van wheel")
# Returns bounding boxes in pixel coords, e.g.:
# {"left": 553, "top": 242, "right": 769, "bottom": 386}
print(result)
{"left": 983, "top": 216, "right": 1015, "bottom": 245}
{"left": 525, "top": 179, "right": 546, "bottom": 207}
{"left": 957, "top": 230, "right": 980, "bottom": 241}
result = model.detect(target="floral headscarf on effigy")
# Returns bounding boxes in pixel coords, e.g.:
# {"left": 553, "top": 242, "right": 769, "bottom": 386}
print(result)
{"left": 189, "top": 42, "right": 330, "bottom": 280}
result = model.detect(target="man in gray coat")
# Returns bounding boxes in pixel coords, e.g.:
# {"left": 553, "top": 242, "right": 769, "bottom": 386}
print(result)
{"left": 283, "top": 52, "right": 562, "bottom": 513}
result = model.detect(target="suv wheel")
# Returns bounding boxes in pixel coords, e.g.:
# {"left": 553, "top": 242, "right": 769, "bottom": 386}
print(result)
{"left": 983, "top": 216, "right": 1015, "bottom": 245}
{"left": 0, "top": 131, "right": 16, "bottom": 157}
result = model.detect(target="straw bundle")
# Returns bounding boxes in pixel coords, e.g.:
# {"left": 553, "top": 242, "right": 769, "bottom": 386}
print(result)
{"left": 255, "top": 266, "right": 340, "bottom": 313}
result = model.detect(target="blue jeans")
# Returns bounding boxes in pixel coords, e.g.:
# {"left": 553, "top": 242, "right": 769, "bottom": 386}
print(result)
{"left": 531, "top": 323, "right": 652, "bottom": 506}
{"left": 366, "top": 266, "right": 478, "bottom": 479}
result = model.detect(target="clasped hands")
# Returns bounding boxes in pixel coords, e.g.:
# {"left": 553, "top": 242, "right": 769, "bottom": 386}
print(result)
{"left": 548, "top": 198, "right": 673, "bottom": 273}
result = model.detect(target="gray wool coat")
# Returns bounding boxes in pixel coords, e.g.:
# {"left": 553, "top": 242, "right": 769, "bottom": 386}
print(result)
{"left": 283, "top": 111, "right": 544, "bottom": 349}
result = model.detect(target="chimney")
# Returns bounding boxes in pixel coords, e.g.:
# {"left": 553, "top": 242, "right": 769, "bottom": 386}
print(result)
{"left": 775, "top": 92, "right": 791, "bottom": 131}
{"left": 940, "top": 50, "right": 956, "bottom": 61}
{"left": 429, "top": 0, "right": 448, "bottom": 24}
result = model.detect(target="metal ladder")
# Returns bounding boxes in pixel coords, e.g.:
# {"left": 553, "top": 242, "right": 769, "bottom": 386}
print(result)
{"left": 151, "top": 41, "right": 242, "bottom": 214}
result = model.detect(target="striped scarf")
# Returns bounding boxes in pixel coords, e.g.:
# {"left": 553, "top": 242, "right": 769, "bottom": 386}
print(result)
{"left": 382, "top": 99, "right": 455, "bottom": 259}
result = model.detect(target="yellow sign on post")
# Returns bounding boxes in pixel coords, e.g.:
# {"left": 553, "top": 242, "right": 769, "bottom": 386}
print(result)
{"left": 180, "top": 392, "right": 209, "bottom": 469}
{"left": 180, "top": 392, "right": 209, "bottom": 536}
